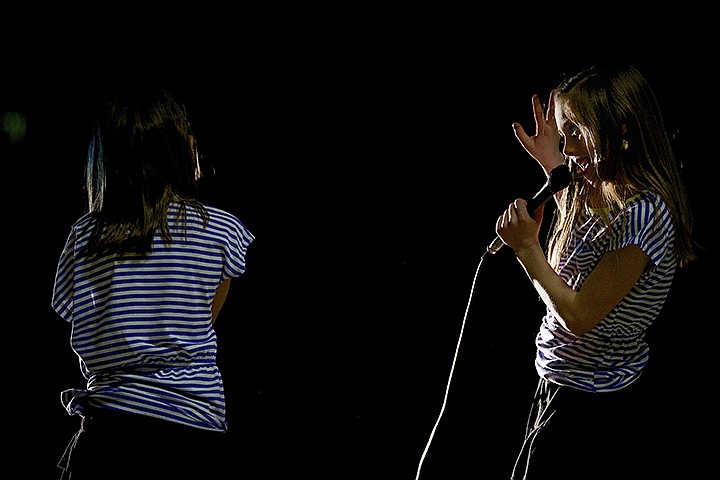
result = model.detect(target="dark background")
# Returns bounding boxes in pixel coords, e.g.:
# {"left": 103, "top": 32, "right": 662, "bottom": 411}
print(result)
{"left": 5, "top": 17, "right": 716, "bottom": 479}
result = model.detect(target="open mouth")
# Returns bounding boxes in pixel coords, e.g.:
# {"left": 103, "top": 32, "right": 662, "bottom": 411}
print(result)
{"left": 575, "top": 158, "right": 590, "bottom": 172}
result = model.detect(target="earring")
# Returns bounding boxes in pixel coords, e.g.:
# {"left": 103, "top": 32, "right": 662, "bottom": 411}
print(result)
{"left": 621, "top": 139, "right": 629, "bottom": 151}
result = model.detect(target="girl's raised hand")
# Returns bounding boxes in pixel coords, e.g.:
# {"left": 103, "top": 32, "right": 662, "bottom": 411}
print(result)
{"left": 511, "top": 90, "right": 565, "bottom": 174}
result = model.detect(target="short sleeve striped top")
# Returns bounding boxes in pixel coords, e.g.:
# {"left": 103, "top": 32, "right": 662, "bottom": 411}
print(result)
{"left": 52, "top": 203, "right": 254, "bottom": 431}
{"left": 535, "top": 192, "right": 677, "bottom": 392}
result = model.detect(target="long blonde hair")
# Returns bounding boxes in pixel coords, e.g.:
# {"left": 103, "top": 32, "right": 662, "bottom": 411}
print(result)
{"left": 547, "top": 63, "right": 695, "bottom": 268}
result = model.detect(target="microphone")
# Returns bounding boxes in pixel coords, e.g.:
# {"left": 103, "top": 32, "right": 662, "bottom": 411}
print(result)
{"left": 486, "top": 164, "right": 572, "bottom": 254}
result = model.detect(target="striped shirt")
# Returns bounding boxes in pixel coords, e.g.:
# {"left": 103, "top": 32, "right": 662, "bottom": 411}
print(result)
{"left": 52, "top": 203, "right": 254, "bottom": 431}
{"left": 536, "top": 192, "right": 676, "bottom": 392}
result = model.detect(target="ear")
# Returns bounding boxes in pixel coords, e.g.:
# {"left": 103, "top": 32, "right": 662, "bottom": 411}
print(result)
{"left": 621, "top": 124, "right": 628, "bottom": 135}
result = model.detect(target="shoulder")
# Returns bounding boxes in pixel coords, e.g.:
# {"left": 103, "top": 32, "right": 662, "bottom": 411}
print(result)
{"left": 615, "top": 192, "right": 675, "bottom": 263}
{"left": 623, "top": 192, "right": 673, "bottom": 227}
{"left": 69, "top": 212, "right": 96, "bottom": 238}
{"left": 204, "top": 205, "right": 255, "bottom": 243}
{"left": 205, "top": 205, "right": 239, "bottom": 221}
{"left": 204, "top": 205, "right": 246, "bottom": 228}
{"left": 626, "top": 191, "right": 668, "bottom": 212}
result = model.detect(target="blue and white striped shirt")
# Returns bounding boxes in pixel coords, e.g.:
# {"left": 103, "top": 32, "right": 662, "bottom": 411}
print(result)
{"left": 52, "top": 203, "right": 254, "bottom": 431}
{"left": 536, "top": 192, "right": 676, "bottom": 392}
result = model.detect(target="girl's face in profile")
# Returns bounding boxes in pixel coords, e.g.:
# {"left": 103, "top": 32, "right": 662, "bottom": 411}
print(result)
{"left": 555, "top": 102, "right": 596, "bottom": 184}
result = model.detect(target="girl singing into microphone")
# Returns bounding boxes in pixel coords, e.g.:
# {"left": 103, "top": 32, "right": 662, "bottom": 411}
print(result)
{"left": 496, "top": 62, "right": 696, "bottom": 480}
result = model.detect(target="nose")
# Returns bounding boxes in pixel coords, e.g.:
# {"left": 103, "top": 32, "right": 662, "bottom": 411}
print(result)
{"left": 562, "top": 136, "right": 584, "bottom": 157}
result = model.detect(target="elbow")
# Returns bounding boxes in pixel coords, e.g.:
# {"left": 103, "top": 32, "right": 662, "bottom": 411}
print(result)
{"left": 554, "top": 309, "right": 602, "bottom": 336}
{"left": 564, "top": 321, "right": 594, "bottom": 337}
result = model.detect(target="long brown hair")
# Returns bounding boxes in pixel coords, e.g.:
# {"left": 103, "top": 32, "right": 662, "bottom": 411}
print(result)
{"left": 81, "top": 87, "right": 208, "bottom": 256}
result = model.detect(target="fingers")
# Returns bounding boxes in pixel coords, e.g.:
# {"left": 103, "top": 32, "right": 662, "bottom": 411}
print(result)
{"left": 546, "top": 90, "right": 557, "bottom": 123}
{"left": 511, "top": 122, "right": 529, "bottom": 144}
{"left": 512, "top": 93, "right": 562, "bottom": 168}
{"left": 496, "top": 203, "right": 513, "bottom": 230}
{"left": 531, "top": 93, "right": 560, "bottom": 136}
{"left": 505, "top": 203, "right": 514, "bottom": 225}
{"left": 495, "top": 212, "right": 504, "bottom": 231}
{"left": 532, "top": 94, "right": 545, "bottom": 132}
{"left": 513, "top": 94, "right": 548, "bottom": 137}
{"left": 513, "top": 198, "right": 529, "bottom": 217}
{"left": 498, "top": 200, "right": 521, "bottom": 227}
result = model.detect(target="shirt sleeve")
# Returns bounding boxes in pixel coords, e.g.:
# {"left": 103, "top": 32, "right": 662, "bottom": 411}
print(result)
{"left": 52, "top": 226, "right": 77, "bottom": 322}
{"left": 608, "top": 193, "right": 675, "bottom": 268}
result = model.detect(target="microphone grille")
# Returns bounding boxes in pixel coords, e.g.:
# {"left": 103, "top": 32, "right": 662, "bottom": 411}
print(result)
{"left": 548, "top": 164, "right": 572, "bottom": 192}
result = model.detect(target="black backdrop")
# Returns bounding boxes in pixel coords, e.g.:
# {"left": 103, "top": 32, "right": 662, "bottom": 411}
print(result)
{"left": 6, "top": 18, "right": 716, "bottom": 479}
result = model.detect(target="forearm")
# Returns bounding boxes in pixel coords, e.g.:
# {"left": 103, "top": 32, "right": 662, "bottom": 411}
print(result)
{"left": 513, "top": 243, "right": 589, "bottom": 335}
{"left": 211, "top": 279, "right": 232, "bottom": 325}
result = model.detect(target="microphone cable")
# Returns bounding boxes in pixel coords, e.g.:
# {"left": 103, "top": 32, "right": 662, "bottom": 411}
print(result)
{"left": 414, "top": 164, "right": 571, "bottom": 479}
{"left": 414, "top": 248, "right": 490, "bottom": 480}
